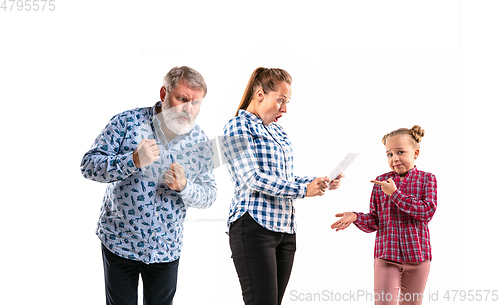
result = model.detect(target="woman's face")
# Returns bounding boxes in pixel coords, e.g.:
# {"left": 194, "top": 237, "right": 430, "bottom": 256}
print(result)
{"left": 255, "top": 82, "right": 292, "bottom": 125}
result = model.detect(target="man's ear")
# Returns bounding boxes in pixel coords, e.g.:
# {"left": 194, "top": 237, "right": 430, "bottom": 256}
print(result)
{"left": 160, "top": 86, "right": 167, "bottom": 102}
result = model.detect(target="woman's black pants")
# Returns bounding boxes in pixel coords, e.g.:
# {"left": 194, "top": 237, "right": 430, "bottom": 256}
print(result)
{"left": 229, "top": 212, "right": 296, "bottom": 305}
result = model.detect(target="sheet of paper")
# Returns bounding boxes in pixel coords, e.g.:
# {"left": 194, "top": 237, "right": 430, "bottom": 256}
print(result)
{"left": 328, "top": 152, "right": 360, "bottom": 180}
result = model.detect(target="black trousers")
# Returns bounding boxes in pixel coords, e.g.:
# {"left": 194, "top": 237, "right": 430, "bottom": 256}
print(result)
{"left": 229, "top": 213, "right": 296, "bottom": 305}
{"left": 101, "top": 244, "right": 179, "bottom": 305}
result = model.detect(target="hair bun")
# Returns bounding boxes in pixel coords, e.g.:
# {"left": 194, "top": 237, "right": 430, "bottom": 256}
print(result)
{"left": 410, "top": 125, "right": 425, "bottom": 143}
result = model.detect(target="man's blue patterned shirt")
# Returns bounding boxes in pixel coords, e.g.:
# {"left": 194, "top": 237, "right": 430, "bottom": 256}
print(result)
{"left": 81, "top": 102, "right": 217, "bottom": 263}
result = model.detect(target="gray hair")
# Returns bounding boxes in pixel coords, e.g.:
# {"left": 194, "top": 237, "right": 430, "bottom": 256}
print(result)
{"left": 162, "top": 66, "right": 207, "bottom": 97}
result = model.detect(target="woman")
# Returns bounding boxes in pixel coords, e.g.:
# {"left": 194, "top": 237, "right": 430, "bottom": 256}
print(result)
{"left": 222, "top": 67, "right": 343, "bottom": 305}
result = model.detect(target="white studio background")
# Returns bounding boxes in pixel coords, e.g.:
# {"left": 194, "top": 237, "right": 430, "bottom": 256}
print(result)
{"left": 1, "top": 1, "right": 498, "bottom": 304}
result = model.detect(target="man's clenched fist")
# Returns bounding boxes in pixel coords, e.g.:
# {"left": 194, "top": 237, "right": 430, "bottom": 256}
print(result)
{"left": 133, "top": 138, "right": 160, "bottom": 168}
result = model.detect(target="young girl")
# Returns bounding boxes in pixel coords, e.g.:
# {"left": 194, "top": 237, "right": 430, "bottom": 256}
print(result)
{"left": 331, "top": 125, "right": 437, "bottom": 305}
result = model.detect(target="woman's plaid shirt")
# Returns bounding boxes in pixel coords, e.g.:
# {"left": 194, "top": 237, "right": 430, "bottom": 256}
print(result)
{"left": 222, "top": 110, "right": 315, "bottom": 234}
{"left": 354, "top": 167, "right": 437, "bottom": 263}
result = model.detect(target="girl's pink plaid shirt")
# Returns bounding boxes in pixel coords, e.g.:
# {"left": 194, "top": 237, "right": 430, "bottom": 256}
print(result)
{"left": 354, "top": 167, "right": 437, "bottom": 263}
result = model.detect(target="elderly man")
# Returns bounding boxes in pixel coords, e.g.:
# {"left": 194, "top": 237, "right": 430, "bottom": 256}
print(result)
{"left": 81, "top": 66, "right": 217, "bottom": 305}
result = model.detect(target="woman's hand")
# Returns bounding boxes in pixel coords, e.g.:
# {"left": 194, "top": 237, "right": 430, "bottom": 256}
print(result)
{"left": 331, "top": 212, "right": 357, "bottom": 231}
{"left": 305, "top": 176, "right": 329, "bottom": 197}
{"left": 328, "top": 173, "right": 345, "bottom": 190}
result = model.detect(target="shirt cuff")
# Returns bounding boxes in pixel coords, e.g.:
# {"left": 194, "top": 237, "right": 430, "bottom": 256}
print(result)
{"left": 353, "top": 212, "right": 360, "bottom": 223}
{"left": 122, "top": 152, "right": 139, "bottom": 176}
{"left": 178, "top": 178, "right": 194, "bottom": 198}
{"left": 297, "top": 183, "right": 308, "bottom": 198}
{"left": 390, "top": 189, "right": 403, "bottom": 204}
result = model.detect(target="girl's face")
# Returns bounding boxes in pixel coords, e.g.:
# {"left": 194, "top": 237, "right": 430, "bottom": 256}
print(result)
{"left": 255, "top": 82, "right": 291, "bottom": 125}
{"left": 385, "top": 134, "right": 420, "bottom": 178}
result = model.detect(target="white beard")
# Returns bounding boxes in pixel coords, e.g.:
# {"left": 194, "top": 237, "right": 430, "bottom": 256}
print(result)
{"left": 158, "top": 105, "right": 198, "bottom": 135}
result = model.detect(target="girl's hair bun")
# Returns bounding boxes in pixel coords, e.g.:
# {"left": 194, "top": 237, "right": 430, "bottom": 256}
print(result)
{"left": 409, "top": 125, "right": 425, "bottom": 143}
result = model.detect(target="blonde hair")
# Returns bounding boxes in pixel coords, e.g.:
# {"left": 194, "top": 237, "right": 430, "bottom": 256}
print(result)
{"left": 235, "top": 67, "right": 292, "bottom": 116}
{"left": 382, "top": 125, "right": 425, "bottom": 149}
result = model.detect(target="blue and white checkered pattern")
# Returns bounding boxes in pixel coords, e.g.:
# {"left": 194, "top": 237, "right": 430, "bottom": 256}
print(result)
{"left": 222, "top": 110, "right": 314, "bottom": 234}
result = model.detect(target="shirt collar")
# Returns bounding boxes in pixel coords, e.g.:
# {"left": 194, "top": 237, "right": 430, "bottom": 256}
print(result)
{"left": 152, "top": 101, "right": 162, "bottom": 117}
{"left": 391, "top": 166, "right": 418, "bottom": 178}
{"left": 407, "top": 166, "right": 418, "bottom": 175}
{"left": 238, "top": 109, "right": 264, "bottom": 124}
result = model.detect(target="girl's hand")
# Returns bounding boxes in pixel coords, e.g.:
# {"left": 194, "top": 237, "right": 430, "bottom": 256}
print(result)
{"left": 370, "top": 178, "right": 397, "bottom": 196}
{"left": 305, "top": 176, "right": 329, "bottom": 197}
{"left": 328, "top": 173, "right": 345, "bottom": 190}
{"left": 331, "top": 212, "right": 357, "bottom": 231}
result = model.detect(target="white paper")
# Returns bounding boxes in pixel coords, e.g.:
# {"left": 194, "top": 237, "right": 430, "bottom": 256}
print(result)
{"left": 328, "top": 152, "right": 360, "bottom": 180}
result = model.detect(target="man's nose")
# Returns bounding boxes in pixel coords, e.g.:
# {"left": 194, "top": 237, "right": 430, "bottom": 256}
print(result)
{"left": 182, "top": 101, "right": 193, "bottom": 113}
